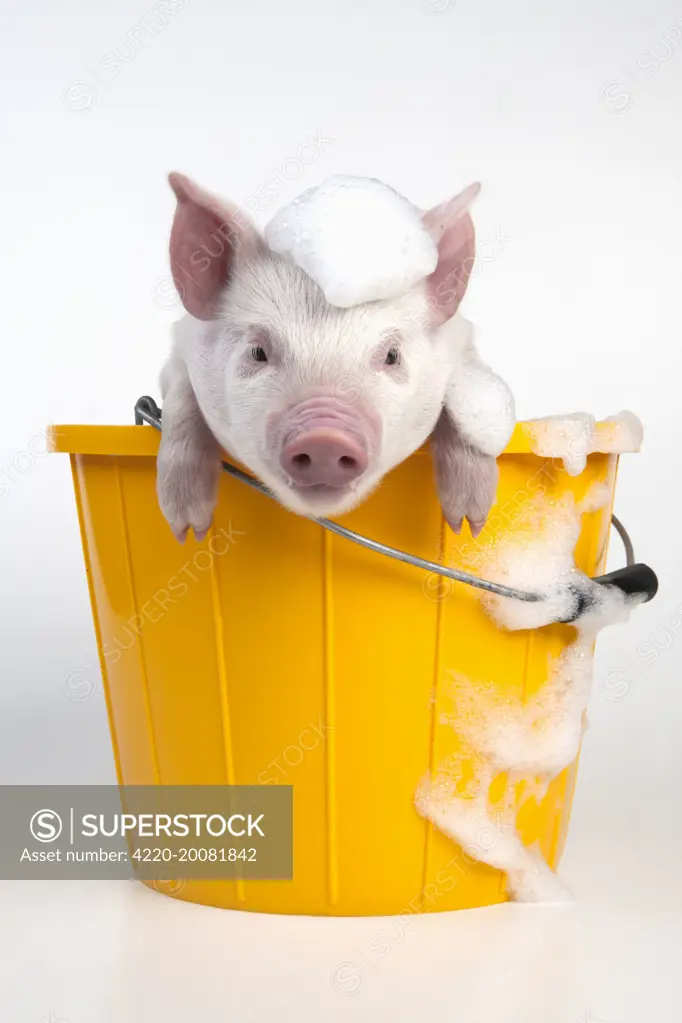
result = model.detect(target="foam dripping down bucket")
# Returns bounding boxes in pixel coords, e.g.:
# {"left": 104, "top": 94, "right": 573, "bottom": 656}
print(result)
{"left": 50, "top": 410, "right": 641, "bottom": 915}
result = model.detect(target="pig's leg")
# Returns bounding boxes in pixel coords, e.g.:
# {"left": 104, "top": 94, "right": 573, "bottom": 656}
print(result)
{"left": 430, "top": 410, "right": 499, "bottom": 537}
{"left": 433, "top": 340, "right": 515, "bottom": 536}
{"left": 157, "top": 355, "right": 221, "bottom": 542}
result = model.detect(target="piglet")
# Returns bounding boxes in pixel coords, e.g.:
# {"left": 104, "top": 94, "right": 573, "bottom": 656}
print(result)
{"left": 157, "top": 172, "right": 515, "bottom": 541}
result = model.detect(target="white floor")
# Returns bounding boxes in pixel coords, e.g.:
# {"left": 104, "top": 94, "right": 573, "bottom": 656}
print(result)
{"left": 3, "top": 796, "right": 680, "bottom": 1023}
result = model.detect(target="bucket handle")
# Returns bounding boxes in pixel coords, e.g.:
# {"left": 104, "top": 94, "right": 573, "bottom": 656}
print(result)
{"left": 134, "top": 395, "right": 658, "bottom": 618}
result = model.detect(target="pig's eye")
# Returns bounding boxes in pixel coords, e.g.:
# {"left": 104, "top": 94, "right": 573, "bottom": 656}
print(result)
{"left": 251, "top": 345, "right": 268, "bottom": 363}
{"left": 385, "top": 346, "right": 400, "bottom": 366}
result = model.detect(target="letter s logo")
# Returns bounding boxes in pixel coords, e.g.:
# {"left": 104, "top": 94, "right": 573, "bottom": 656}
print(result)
{"left": 30, "top": 809, "right": 63, "bottom": 843}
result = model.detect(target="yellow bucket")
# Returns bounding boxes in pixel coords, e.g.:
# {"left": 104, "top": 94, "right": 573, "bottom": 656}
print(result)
{"left": 50, "top": 414, "right": 627, "bottom": 915}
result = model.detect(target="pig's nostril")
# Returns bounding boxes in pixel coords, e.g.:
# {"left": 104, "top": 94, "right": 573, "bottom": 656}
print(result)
{"left": 339, "top": 456, "right": 356, "bottom": 469}
{"left": 292, "top": 453, "right": 312, "bottom": 469}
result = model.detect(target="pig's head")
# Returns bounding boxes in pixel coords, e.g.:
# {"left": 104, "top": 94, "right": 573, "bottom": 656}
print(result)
{"left": 168, "top": 172, "right": 479, "bottom": 518}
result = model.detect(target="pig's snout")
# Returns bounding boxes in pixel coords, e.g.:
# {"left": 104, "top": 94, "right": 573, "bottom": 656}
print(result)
{"left": 275, "top": 397, "right": 375, "bottom": 489}
{"left": 281, "top": 429, "right": 368, "bottom": 486}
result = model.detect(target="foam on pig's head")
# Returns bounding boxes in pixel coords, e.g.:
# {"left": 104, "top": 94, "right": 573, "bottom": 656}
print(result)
{"left": 168, "top": 172, "right": 479, "bottom": 518}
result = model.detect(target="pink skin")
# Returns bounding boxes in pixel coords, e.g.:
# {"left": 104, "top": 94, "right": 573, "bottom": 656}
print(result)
{"left": 269, "top": 394, "right": 380, "bottom": 499}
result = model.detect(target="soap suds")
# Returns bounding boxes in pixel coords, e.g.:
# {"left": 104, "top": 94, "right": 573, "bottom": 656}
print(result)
{"left": 264, "top": 175, "right": 438, "bottom": 308}
{"left": 442, "top": 642, "right": 592, "bottom": 780}
{"left": 528, "top": 411, "right": 643, "bottom": 476}
{"left": 416, "top": 483, "right": 637, "bottom": 902}
{"left": 478, "top": 486, "right": 631, "bottom": 633}
{"left": 415, "top": 770, "right": 574, "bottom": 904}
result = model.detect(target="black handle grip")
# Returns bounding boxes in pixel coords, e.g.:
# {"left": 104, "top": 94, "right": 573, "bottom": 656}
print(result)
{"left": 593, "top": 563, "right": 659, "bottom": 605}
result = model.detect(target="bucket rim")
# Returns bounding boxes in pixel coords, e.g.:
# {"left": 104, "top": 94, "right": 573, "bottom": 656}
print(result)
{"left": 47, "top": 419, "right": 640, "bottom": 459}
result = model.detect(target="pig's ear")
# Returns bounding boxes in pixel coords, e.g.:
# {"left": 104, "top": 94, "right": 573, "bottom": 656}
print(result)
{"left": 168, "top": 172, "right": 262, "bottom": 321}
{"left": 422, "top": 182, "right": 481, "bottom": 327}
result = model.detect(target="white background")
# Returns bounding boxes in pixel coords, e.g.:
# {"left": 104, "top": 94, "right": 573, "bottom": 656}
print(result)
{"left": 1, "top": 0, "right": 681, "bottom": 1020}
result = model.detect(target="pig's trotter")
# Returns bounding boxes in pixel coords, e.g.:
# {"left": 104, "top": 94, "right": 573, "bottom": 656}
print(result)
{"left": 430, "top": 409, "right": 499, "bottom": 537}
{"left": 157, "top": 358, "right": 221, "bottom": 542}
{"left": 157, "top": 430, "right": 221, "bottom": 543}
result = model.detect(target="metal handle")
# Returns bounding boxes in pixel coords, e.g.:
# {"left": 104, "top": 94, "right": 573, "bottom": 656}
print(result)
{"left": 135, "top": 395, "right": 657, "bottom": 611}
